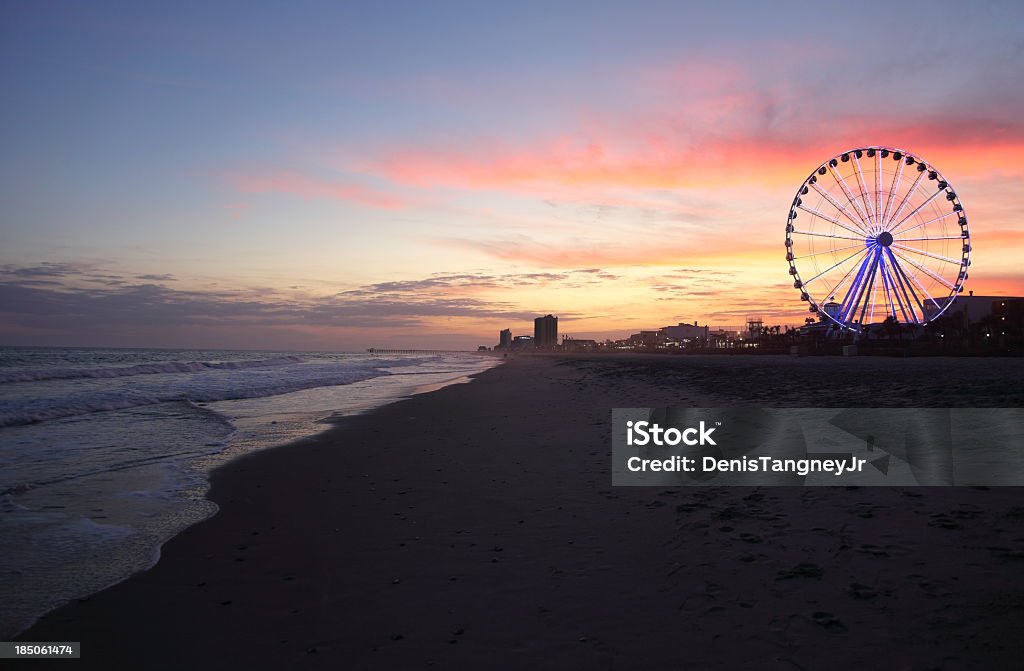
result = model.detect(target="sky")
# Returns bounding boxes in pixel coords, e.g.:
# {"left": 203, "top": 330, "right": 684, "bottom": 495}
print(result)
{"left": 2, "top": 1, "right": 1023, "bottom": 351}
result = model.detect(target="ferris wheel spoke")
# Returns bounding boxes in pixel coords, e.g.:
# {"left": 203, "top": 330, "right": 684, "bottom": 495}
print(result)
{"left": 844, "top": 248, "right": 881, "bottom": 324}
{"left": 795, "top": 205, "right": 871, "bottom": 239}
{"left": 802, "top": 246, "right": 870, "bottom": 285}
{"left": 895, "top": 236, "right": 966, "bottom": 242}
{"left": 887, "top": 248, "right": 942, "bottom": 310}
{"left": 868, "top": 258, "right": 879, "bottom": 323}
{"left": 894, "top": 266, "right": 920, "bottom": 323}
{"left": 878, "top": 254, "right": 897, "bottom": 319}
{"left": 794, "top": 241, "right": 868, "bottom": 262}
{"left": 821, "top": 246, "right": 871, "bottom": 308}
{"left": 885, "top": 248, "right": 924, "bottom": 323}
{"left": 888, "top": 185, "right": 945, "bottom": 232}
{"left": 885, "top": 170, "right": 926, "bottom": 230}
{"left": 827, "top": 164, "right": 873, "bottom": 230}
{"left": 893, "top": 210, "right": 959, "bottom": 236}
{"left": 795, "top": 242, "right": 870, "bottom": 259}
{"left": 791, "top": 229, "right": 866, "bottom": 242}
{"left": 891, "top": 243, "right": 962, "bottom": 265}
{"left": 880, "top": 159, "right": 905, "bottom": 226}
{"left": 837, "top": 250, "right": 876, "bottom": 322}
{"left": 880, "top": 257, "right": 912, "bottom": 323}
{"left": 890, "top": 248, "right": 956, "bottom": 290}
{"left": 808, "top": 181, "right": 872, "bottom": 235}
{"left": 856, "top": 250, "right": 883, "bottom": 325}
{"left": 852, "top": 154, "right": 876, "bottom": 227}
{"left": 875, "top": 152, "right": 883, "bottom": 228}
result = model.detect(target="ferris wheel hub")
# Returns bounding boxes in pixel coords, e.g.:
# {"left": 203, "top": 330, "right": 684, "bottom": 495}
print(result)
{"left": 877, "top": 231, "right": 893, "bottom": 247}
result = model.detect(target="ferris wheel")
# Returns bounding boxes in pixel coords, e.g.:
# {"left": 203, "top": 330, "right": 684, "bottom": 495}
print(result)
{"left": 785, "top": 146, "right": 971, "bottom": 331}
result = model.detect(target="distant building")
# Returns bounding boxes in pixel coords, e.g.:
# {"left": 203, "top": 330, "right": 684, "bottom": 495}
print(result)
{"left": 745, "top": 316, "right": 765, "bottom": 340}
{"left": 628, "top": 330, "right": 661, "bottom": 348}
{"left": 661, "top": 321, "right": 709, "bottom": 343}
{"left": 534, "top": 314, "right": 558, "bottom": 350}
{"left": 994, "top": 298, "right": 1024, "bottom": 342}
{"left": 512, "top": 335, "right": 534, "bottom": 350}
{"left": 924, "top": 294, "right": 1018, "bottom": 325}
{"left": 709, "top": 328, "right": 743, "bottom": 348}
{"left": 498, "top": 328, "right": 512, "bottom": 349}
{"left": 625, "top": 322, "right": 712, "bottom": 350}
{"left": 562, "top": 337, "right": 597, "bottom": 352}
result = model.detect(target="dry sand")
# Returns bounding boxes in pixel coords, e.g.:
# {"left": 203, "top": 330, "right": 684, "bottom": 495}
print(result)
{"left": 15, "top": 354, "right": 1024, "bottom": 670}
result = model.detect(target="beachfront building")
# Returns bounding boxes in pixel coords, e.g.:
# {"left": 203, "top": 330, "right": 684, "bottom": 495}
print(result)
{"left": 661, "top": 321, "right": 710, "bottom": 345}
{"left": 709, "top": 328, "right": 744, "bottom": 348}
{"left": 923, "top": 293, "right": 1021, "bottom": 325}
{"left": 624, "top": 321, "right": 713, "bottom": 350}
{"left": 498, "top": 328, "right": 512, "bottom": 349}
{"left": 561, "top": 336, "right": 597, "bottom": 352}
{"left": 628, "top": 330, "right": 661, "bottom": 349}
{"left": 995, "top": 298, "right": 1024, "bottom": 330}
{"left": 511, "top": 335, "right": 534, "bottom": 350}
{"left": 923, "top": 293, "right": 1024, "bottom": 345}
{"left": 534, "top": 314, "right": 558, "bottom": 350}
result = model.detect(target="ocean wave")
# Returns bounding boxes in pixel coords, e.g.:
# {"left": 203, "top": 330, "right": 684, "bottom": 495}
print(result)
{"left": 0, "top": 362, "right": 390, "bottom": 427}
{"left": 0, "top": 355, "right": 306, "bottom": 384}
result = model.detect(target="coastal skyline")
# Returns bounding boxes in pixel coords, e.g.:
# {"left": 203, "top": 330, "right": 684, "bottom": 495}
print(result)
{"left": 3, "top": 2, "right": 1024, "bottom": 350}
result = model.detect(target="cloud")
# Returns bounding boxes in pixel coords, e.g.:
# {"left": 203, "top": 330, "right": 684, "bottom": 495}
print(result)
{"left": 0, "top": 280, "right": 544, "bottom": 333}
{"left": 435, "top": 234, "right": 781, "bottom": 268}
{"left": 0, "top": 262, "right": 91, "bottom": 278}
{"left": 316, "top": 48, "right": 1024, "bottom": 208}
{"left": 0, "top": 264, "right": 596, "bottom": 345}
{"left": 340, "top": 273, "right": 502, "bottom": 296}
{"left": 226, "top": 170, "right": 408, "bottom": 209}
{"left": 360, "top": 111, "right": 1024, "bottom": 201}
{"left": 336, "top": 269, "right": 617, "bottom": 296}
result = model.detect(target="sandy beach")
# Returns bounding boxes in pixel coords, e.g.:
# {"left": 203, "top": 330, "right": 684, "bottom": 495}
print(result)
{"left": 15, "top": 354, "right": 1024, "bottom": 669}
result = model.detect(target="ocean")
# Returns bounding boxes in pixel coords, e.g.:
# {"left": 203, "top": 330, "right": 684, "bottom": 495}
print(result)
{"left": 0, "top": 347, "right": 499, "bottom": 636}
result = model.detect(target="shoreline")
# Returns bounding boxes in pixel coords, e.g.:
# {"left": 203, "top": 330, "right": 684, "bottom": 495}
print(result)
{"left": 1, "top": 354, "right": 499, "bottom": 640}
{"left": 15, "top": 354, "right": 1024, "bottom": 668}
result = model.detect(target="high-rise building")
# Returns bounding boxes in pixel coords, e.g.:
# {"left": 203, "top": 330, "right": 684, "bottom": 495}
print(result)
{"left": 534, "top": 314, "right": 558, "bottom": 350}
{"left": 498, "top": 328, "right": 512, "bottom": 349}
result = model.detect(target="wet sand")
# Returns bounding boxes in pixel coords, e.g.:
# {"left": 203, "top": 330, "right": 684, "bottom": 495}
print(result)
{"left": 16, "top": 354, "right": 1024, "bottom": 669}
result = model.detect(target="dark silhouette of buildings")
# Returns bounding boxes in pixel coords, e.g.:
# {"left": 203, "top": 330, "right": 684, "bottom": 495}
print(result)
{"left": 498, "top": 328, "right": 512, "bottom": 349}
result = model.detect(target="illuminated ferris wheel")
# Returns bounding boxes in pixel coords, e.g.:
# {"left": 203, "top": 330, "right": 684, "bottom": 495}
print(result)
{"left": 785, "top": 146, "right": 971, "bottom": 331}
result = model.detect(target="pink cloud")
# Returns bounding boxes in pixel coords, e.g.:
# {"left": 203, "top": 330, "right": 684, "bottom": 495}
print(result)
{"left": 367, "top": 113, "right": 1024, "bottom": 197}
{"left": 227, "top": 170, "right": 408, "bottom": 209}
{"left": 348, "top": 40, "right": 1024, "bottom": 197}
{"left": 235, "top": 55, "right": 1024, "bottom": 217}
{"left": 437, "top": 234, "right": 780, "bottom": 268}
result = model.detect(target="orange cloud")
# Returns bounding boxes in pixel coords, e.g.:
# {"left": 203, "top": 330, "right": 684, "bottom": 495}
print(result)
{"left": 437, "top": 234, "right": 782, "bottom": 268}
{"left": 227, "top": 170, "right": 408, "bottom": 209}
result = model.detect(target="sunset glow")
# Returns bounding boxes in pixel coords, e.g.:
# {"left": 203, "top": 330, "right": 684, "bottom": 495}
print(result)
{"left": 2, "top": 2, "right": 1023, "bottom": 349}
